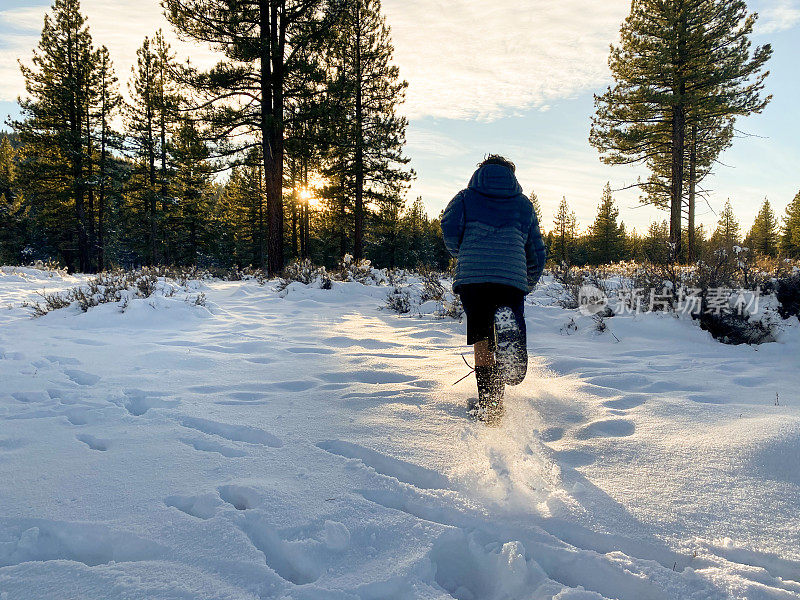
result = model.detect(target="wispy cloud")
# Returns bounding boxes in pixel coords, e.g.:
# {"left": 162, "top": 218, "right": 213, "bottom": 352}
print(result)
{"left": 0, "top": 1, "right": 218, "bottom": 104}
{"left": 0, "top": 6, "right": 44, "bottom": 102}
{"left": 3, "top": 1, "right": 630, "bottom": 117}
{"left": 755, "top": 0, "right": 800, "bottom": 33}
{"left": 405, "top": 128, "right": 471, "bottom": 158}
{"left": 383, "top": 0, "right": 629, "bottom": 120}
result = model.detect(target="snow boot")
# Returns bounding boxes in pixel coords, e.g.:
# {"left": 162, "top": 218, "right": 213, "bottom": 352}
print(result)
{"left": 494, "top": 306, "right": 527, "bottom": 386}
{"left": 473, "top": 365, "right": 504, "bottom": 424}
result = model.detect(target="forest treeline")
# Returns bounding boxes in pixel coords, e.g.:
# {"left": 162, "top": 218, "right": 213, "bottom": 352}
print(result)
{"left": 1, "top": 0, "right": 798, "bottom": 273}
{"left": 0, "top": 0, "right": 430, "bottom": 274}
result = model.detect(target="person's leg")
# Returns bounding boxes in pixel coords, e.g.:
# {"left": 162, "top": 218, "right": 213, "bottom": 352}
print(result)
{"left": 473, "top": 339, "right": 495, "bottom": 367}
{"left": 494, "top": 287, "right": 528, "bottom": 385}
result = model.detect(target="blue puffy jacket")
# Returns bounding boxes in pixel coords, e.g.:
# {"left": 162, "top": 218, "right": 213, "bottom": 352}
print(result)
{"left": 441, "top": 163, "right": 546, "bottom": 294}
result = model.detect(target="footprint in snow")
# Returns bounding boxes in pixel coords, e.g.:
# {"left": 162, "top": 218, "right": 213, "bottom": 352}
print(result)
{"left": 11, "top": 391, "right": 50, "bottom": 403}
{"left": 75, "top": 434, "right": 112, "bottom": 451}
{"left": 121, "top": 389, "right": 179, "bottom": 416}
{"left": 317, "top": 439, "right": 449, "bottom": 490}
{"left": 179, "top": 437, "right": 247, "bottom": 458}
{"left": 575, "top": 419, "right": 635, "bottom": 440}
{"left": 179, "top": 416, "right": 283, "bottom": 448}
{"left": 236, "top": 513, "right": 349, "bottom": 585}
{"left": 64, "top": 369, "right": 101, "bottom": 386}
{"left": 165, "top": 493, "right": 222, "bottom": 519}
{"left": 602, "top": 396, "right": 646, "bottom": 411}
{"left": 218, "top": 485, "right": 262, "bottom": 511}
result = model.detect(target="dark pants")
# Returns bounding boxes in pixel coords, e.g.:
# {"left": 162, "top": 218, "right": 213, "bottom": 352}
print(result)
{"left": 458, "top": 283, "right": 526, "bottom": 347}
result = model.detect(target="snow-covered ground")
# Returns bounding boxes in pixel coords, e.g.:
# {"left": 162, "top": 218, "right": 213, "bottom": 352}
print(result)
{"left": 1, "top": 266, "right": 799, "bottom": 600}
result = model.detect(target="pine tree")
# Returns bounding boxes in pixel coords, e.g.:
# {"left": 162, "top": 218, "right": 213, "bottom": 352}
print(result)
{"left": 213, "top": 155, "right": 266, "bottom": 268}
{"left": 0, "top": 136, "right": 23, "bottom": 263}
{"left": 0, "top": 136, "right": 15, "bottom": 204}
{"left": 711, "top": 200, "right": 741, "bottom": 251}
{"left": 592, "top": 0, "right": 772, "bottom": 260}
{"left": 780, "top": 190, "right": 800, "bottom": 258}
{"left": 125, "top": 33, "right": 178, "bottom": 265}
{"left": 625, "top": 227, "right": 643, "bottom": 261}
{"left": 93, "top": 45, "right": 121, "bottom": 269}
{"left": 529, "top": 189, "right": 543, "bottom": 233}
{"left": 643, "top": 220, "right": 670, "bottom": 264}
{"left": 13, "top": 0, "right": 98, "bottom": 271}
{"left": 745, "top": 198, "right": 778, "bottom": 257}
{"left": 126, "top": 35, "right": 160, "bottom": 265}
{"left": 642, "top": 116, "right": 734, "bottom": 261}
{"left": 327, "top": 0, "right": 412, "bottom": 261}
{"left": 370, "top": 190, "right": 405, "bottom": 268}
{"left": 164, "top": 0, "right": 336, "bottom": 275}
{"left": 552, "top": 196, "right": 577, "bottom": 265}
{"left": 589, "top": 183, "right": 624, "bottom": 264}
{"left": 168, "top": 116, "right": 213, "bottom": 264}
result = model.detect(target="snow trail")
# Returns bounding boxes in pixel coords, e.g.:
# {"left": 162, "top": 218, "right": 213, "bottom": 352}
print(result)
{"left": 1, "top": 270, "right": 799, "bottom": 599}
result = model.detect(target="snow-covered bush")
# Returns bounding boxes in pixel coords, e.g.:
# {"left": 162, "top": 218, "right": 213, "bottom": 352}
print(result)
{"left": 23, "top": 268, "right": 205, "bottom": 316}
{"left": 385, "top": 286, "right": 412, "bottom": 314}
{"left": 535, "top": 259, "right": 795, "bottom": 345}
{"left": 277, "top": 259, "right": 331, "bottom": 291}
{"left": 773, "top": 269, "right": 800, "bottom": 320}
{"left": 337, "top": 254, "right": 389, "bottom": 285}
{"left": 696, "top": 310, "right": 777, "bottom": 345}
{"left": 384, "top": 272, "right": 463, "bottom": 320}
{"left": 29, "top": 259, "right": 67, "bottom": 276}
{"left": 1, "top": 262, "right": 69, "bottom": 280}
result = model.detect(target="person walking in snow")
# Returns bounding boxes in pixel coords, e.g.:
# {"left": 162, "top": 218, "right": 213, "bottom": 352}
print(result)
{"left": 441, "top": 155, "right": 547, "bottom": 423}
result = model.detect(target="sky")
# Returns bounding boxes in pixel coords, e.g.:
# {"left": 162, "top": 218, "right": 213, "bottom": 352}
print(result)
{"left": 1, "top": 0, "right": 798, "bottom": 234}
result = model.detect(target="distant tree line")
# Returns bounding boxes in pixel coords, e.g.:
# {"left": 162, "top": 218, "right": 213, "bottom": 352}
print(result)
{"left": 0, "top": 0, "right": 449, "bottom": 273}
{"left": 538, "top": 186, "right": 800, "bottom": 267}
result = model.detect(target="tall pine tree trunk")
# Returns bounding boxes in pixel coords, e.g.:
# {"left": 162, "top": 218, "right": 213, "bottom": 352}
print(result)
{"left": 67, "top": 28, "right": 89, "bottom": 273}
{"left": 98, "top": 122, "right": 106, "bottom": 270}
{"left": 256, "top": 161, "right": 265, "bottom": 267}
{"left": 85, "top": 100, "right": 96, "bottom": 272}
{"left": 669, "top": 5, "right": 687, "bottom": 263}
{"left": 688, "top": 123, "right": 697, "bottom": 262}
{"left": 261, "top": 0, "right": 285, "bottom": 276}
{"left": 353, "top": 1, "right": 365, "bottom": 262}
{"left": 301, "top": 159, "right": 309, "bottom": 259}
{"left": 291, "top": 194, "right": 298, "bottom": 257}
{"left": 670, "top": 102, "right": 685, "bottom": 262}
{"left": 159, "top": 89, "right": 168, "bottom": 264}
{"left": 148, "top": 120, "right": 157, "bottom": 266}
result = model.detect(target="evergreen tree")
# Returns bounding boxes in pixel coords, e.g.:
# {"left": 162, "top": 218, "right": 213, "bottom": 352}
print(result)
{"left": 13, "top": 0, "right": 98, "bottom": 271}
{"left": 711, "top": 200, "right": 741, "bottom": 251}
{"left": 745, "top": 198, "right": 778, "bottom": 257}
{"left": 780, "top": 190, "right": 800, "bottom": 258}
{"left": 625, "top": 226, "right": 643, "bottom": 261}
{"left": 168, "top": 116, "right": 214, "bottom": 264}
{"left": 529, "top": 189, "right": 543, "bottom": 233}
{"left": 93, "top": 45, "right": 121, "bottom": 269}
{"left": 327, "top": 0, "right": 412, "bottom": 261}
{"left": 370, "top": 190, "right": 405, "bottom": 268}
{"left": 588, "top": 183, "right": 624, "bottom": 264}
{"left": 643, "top": 220, "right": 670, "bottom": 264}
{"left": 126, "top": 35, "right": 160, "bottom": 264}
{"left": 591, "top": 0, "right": 772, "bottom": 260}
{"left": 0, "top": 136, "right": 24, "bottom": 263}
{"left": 164, "top": 0, "right": 336, "bottom": 275}
{"left": 125, "top": 33, "right": 178, "bottom": 265}
{"left": 552, "top": 196, "right": 577, "bottom": 264}
{"left": 0, "top": 136, "right": 15, "bottom": 204}
{"left": 213, "top": 156, "right": 266, "bottom": 268}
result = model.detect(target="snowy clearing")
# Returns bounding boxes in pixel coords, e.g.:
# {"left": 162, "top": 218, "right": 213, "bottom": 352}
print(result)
{"left": 1, "top": 266, "right": 799, "bottom": 600}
